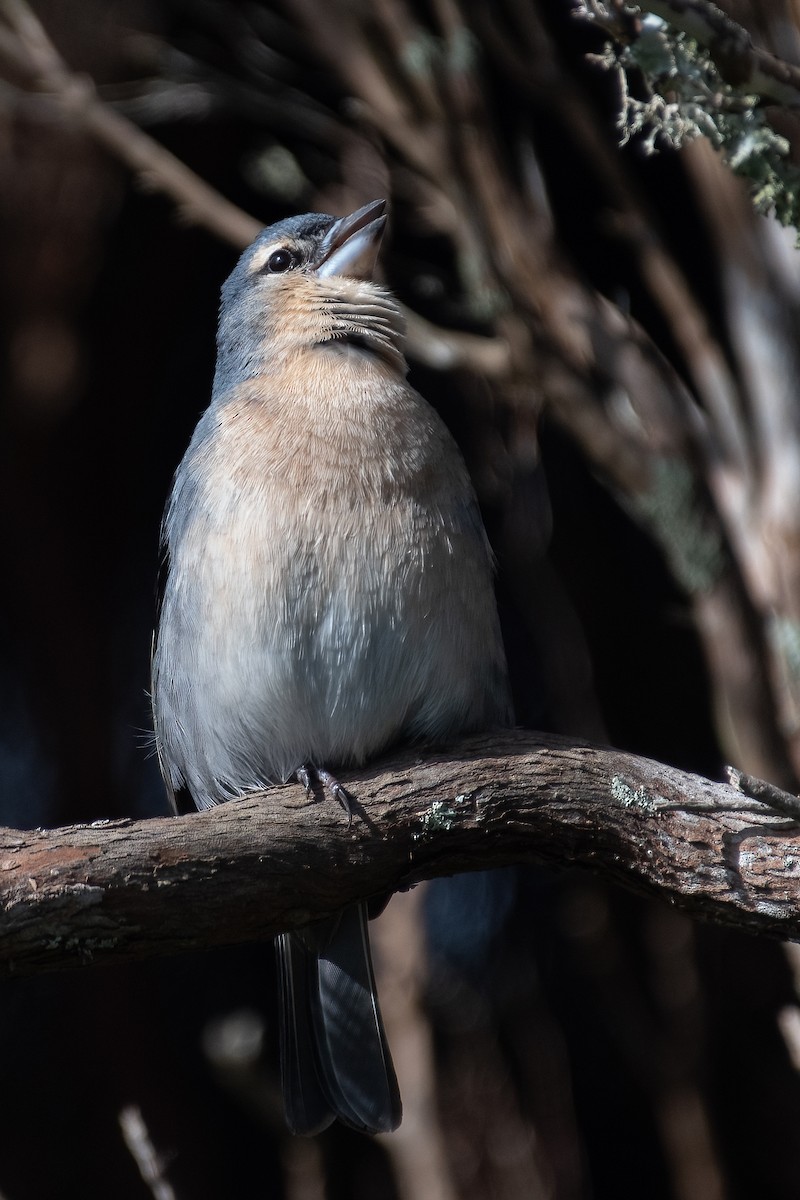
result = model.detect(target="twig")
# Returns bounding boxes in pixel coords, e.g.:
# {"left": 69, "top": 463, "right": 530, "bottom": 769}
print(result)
{"left": 727, "top": 765, "right": 800, "bottom": 821}
{"left": 118, "top": 1106, "right": 177, "bottom": 1200}
{"left": 580, "top": 0, "right": 800, "bottom": 108}
{"left": 400, "top": 307, "right": 511, "bottom": 375}
{"left": 639, "top": 0, "right": 800, "bottom": 109}
{"left": 0, "top": 0, "right": 261, "bottom": 246}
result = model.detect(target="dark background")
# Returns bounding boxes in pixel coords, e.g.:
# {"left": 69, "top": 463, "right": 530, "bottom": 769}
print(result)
{"left": 1, "top": 1, "right": 799, "bottom": 1196}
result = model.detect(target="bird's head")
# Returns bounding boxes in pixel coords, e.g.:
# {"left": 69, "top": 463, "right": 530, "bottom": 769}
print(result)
{"left": 213, "top": 200, "right": 406, "bottom": 398}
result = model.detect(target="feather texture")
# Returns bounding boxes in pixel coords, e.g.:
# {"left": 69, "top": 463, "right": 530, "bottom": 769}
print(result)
{"left": 151, "top": 204, "right": 511, "bottom": 1135}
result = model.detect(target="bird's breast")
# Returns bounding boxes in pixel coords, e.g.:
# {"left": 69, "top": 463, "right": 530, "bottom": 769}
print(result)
{"left": 154, "top": 357, "right": 507, "bottom": 798}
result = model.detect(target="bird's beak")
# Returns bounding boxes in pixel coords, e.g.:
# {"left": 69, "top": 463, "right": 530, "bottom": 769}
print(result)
{"left": 314, "top": 199, "right": 387, "bottom": 280}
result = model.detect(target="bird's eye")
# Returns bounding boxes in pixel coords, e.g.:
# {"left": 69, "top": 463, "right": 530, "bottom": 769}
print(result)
{"left": 265, "top": 248, "right": 298, "bottom": 274}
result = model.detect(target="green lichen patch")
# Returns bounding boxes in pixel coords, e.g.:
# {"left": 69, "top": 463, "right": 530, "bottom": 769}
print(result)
{"left": 611, "top": 774, "right": 660, "bottom": 815}
{"left": 414, "top": 800, "right": 459, "bottom": 840}
{"left": 587, "top": 10, "right": 800, "bottom": 235}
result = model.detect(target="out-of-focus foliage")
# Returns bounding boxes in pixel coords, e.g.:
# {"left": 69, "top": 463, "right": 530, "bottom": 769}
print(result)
{"left": 586, "top": 6, "right": 800, "bottom": 229}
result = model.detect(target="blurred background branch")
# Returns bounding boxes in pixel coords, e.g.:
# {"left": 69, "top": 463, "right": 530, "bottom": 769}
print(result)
{"left": 0, "top": 0, "right": 261, "bottom": 244}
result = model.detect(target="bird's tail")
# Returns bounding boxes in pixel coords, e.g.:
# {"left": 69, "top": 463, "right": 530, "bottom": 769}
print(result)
{"left": 276, "top": 901, "right": 402, "bottom": 1136}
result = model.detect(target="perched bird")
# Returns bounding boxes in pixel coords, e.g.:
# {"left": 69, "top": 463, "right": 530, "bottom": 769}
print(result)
{"left": 151, "top": 199, "right": 512, "bottom": 1135}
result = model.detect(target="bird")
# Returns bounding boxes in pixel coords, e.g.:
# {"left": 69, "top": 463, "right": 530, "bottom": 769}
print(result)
{"left": 151, "top": 198, "right": 512, "bottom": 1136}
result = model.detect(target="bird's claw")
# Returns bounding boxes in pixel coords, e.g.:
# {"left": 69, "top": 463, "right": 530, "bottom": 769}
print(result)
{"left": 294, "top": 763, "right": 355, "bottom": 824}
{"left": 295, "top": 763, "right": 315, "bottom": 802}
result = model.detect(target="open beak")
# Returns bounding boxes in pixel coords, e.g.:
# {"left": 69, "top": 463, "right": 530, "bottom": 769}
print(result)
{"left": 314, "top": 199, "right": 387, "bottom": 280}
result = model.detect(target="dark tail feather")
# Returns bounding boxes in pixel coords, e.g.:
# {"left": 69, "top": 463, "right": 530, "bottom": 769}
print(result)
{"left": 276, "top": 902, "right": 402, "bottom": 1136}
{"left": 276, "top": 929, "right": 336, "bottom": 1136}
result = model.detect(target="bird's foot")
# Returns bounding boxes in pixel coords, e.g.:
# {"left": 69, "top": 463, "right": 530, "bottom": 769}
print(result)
{"left": 294, "top": 763, "right": 354, "bottom": 824}
{"left": 295, "top": 763, "right": 315, "bottom": 802}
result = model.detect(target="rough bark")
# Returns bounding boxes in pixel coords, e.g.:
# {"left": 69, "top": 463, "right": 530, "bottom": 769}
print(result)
{"left": 1, "top": 730, "right": 798, "bottom": 978}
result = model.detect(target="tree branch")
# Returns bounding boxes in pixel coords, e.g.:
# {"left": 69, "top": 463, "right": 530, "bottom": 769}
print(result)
{"left": 0, "top": 0, "right": 261, "bottom": 247}
{"left": 2, "top": 730, "right": 799, "bottom": 978}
